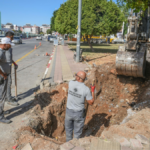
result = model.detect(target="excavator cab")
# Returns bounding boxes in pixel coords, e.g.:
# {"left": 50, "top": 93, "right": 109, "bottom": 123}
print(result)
{"left": 116, "top": 7, "right": 150, "bottom": 78}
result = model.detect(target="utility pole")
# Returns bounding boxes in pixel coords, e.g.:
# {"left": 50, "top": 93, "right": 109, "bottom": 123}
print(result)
{"left": 0, "top": 12, "right": 1, "bottom": 34}
{"left": 76, "top": 0, "right": 82, "bottom": 62}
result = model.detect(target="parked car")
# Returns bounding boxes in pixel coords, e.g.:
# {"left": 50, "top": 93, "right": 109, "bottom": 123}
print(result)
{"left": 36, "top": 36, "right": 42, "bottom": 40}
{"left": 50, "top": 36, "right": 57, "bottom": 42}
{"left": 111, "top": 38, "right": 125, "bottom": 44}
{"left": 12, "top": 36, "right": 22, "bottom": 44}
{"left": 0, "top": 35, "right": 5, "bottom": 42}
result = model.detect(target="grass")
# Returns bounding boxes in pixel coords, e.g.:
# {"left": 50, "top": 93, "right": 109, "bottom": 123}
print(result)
{"left": 68, "top": 43, "right": 123, "bottom": 58}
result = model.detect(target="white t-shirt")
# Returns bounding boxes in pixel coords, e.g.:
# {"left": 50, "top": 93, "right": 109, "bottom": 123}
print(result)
{"left": 67, "top": 80, "right": 93, "bottom": 111}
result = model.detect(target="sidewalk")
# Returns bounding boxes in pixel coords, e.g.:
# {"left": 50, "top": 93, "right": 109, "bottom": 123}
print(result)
{"left": 52, "top": 44, "right": 87, "bottom": 84}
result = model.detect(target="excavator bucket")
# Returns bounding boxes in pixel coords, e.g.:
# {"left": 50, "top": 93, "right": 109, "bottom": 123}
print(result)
{"left": 116, "top": 7, "right": 150, "bottom": 78}
{"left": 116, "top": 45, "right": 146, "bottom": 78}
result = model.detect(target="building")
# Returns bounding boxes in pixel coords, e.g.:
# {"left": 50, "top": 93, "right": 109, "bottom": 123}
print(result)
{"left": 22, "top": 24, "right": 40, "bottom": 34}
{"left": 22, "top": 24, "right": 32, "bottom": 33}
{"left": 13, "top": 24, "right": 21, "bottom": 31}
{"left": 40, "top": 24, "right": 50, "bottom": 33}
{"left": 4, "top": 23, "right": 13, "bottom": 29}
{"left": 32, "top": 25, "right": 40, "bottom": 34}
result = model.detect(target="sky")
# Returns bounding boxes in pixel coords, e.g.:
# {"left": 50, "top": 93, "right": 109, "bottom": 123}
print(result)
{"left": 0, "top": 0, "right": 117, "bottom": 27}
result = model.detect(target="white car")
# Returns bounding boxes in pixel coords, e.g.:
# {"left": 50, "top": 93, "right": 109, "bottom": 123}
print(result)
{"left": 36, "top": 36, "right": 42, "bottom": 40}
{"left": 112, "top": 38, "right": 125, "bottom": 44}
{"left": 50, "top": 36, "right": 57, "bottom": 42}
{"left": 12, "top": 36, "right": 22, "bottom": 44}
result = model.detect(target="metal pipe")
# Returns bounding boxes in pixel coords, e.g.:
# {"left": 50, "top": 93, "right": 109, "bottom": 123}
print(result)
{"left": 76, "top": 0, "right": 82, "bottom": 62}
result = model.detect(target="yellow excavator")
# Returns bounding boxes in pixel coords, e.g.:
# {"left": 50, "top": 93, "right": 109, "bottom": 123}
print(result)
{"left": 116, "top": 6, "right": 150, "bottom": 78}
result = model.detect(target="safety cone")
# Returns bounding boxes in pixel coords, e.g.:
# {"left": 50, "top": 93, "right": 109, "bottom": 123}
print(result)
{"left": 46, "top": 52, "right": 48, "bottom": 56}
{"left": 39, "top": 42, "right": 41, "bottom": 46}
{"left": 34, "top": 45, "right": 37, "bottom": 49}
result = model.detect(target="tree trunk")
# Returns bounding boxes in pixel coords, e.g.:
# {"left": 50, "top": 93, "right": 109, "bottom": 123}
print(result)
{"left": 86, "top": 35, "right": 94, "bottom": 52}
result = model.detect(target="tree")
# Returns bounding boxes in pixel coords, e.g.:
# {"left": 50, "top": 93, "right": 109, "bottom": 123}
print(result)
{"left": 47, "top": 29, "right": 52, "bottom": 34}
{"left": 18, "top": 30, "right": 22, "bottom": 33}
{"left": 51, "top": 10, "right": 58, "bottom": 31}
{"left": 54, "top": 0, "right": 125, "bottom": 51}
{"left": 118, "top": 0, "right": 149, "bottom": 12}
{"left": 40, "top": 32, "right": 44, "bottom": 35}
{"left": 81, "top": 0, "right": 125, "bottom": 50}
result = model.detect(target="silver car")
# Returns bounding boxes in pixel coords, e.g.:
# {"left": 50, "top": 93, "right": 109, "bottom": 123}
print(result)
{"left": 36, "top": 36, "right": 42, "bottom": 40}
{"left": 12, "top": 36, "right": 22, "bottom": 44}
{"left": 50, "top": 36, "right": 57, "bottom": 42}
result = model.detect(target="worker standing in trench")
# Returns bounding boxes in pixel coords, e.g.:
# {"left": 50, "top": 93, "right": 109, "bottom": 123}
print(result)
{"left": 65, "top": 71, "right": 95, "bottom": 142}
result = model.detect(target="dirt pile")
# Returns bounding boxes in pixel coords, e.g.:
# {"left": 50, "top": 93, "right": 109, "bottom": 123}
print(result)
{"left": 16, "top": 61, "right": 150, "bottom": 149}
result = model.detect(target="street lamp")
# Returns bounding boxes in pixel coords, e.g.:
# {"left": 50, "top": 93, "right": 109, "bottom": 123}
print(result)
{"left": 76, "top": 0, "right": 82, "bottom": 62}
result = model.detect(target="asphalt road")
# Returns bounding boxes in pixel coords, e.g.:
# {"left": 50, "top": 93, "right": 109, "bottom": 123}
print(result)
{"left": 8, "top": 38, "right": 54, "bottom": 104}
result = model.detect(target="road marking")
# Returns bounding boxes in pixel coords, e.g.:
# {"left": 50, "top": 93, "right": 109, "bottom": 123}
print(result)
{"left": 15, "top": 45, "right": 40, "bottom": 63}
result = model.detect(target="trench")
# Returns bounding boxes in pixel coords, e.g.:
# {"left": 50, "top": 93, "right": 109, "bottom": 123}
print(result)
{"left": 23, "top": 62, "right": 150, "bottom": 144}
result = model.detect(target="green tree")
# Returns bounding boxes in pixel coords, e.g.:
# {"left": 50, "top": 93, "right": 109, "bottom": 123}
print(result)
{"left": 118, "top": 0, "right": 149, "bottom": 12}
{"left": 47, "top": 29, "right": 52, "bottom": 34}
{"left": 54, "top": 0, "right": 125, "bottom": 51}
{"left": 81, "top": 0, "right": 125, "bottom": 50}
{"left": 18, "top": 30, "right": 22, "bottom": 33}
{"left": 40, "top": 32, "right": 44, "bottom": 35}
{"left": 51, "top": 10, "right": 58, "bottom": 31}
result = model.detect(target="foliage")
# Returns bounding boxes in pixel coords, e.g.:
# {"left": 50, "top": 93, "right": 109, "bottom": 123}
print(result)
{"left": 118, "top": 0, "right": 149, "bottom": 12}
{"left": 54, "top": 0, "right": 125, "bottom": 36}
{"left": 18, "top": 30, "right": 22, "bottom": 33}
{"left": 40, "top": 32, "right": 44, "bottom": 34}
{"left": 52, "top": 0, "right": 125, "bottom": 50}
{"left": 50, "top": 10, "right": 58, "bottom": 31}
{"left": 47, "top": 29, "right": 52, "bottom": 34}
{"left": 68, "top": 33, "right": 73, "bottom": 39}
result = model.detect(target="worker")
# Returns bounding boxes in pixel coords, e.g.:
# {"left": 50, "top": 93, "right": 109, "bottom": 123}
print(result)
{"left": 5, "top": 31, "right": 19, "bottom": 106}
{"left": 0, "top": 37, "right": 14, "bottom": 124}
{"left": 65, "top": 71, "right": 95, "bottom": 142}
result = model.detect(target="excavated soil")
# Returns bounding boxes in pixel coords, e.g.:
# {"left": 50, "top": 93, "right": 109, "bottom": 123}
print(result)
{"left": 16, "top": 56, "right": 150, "bottom": 149}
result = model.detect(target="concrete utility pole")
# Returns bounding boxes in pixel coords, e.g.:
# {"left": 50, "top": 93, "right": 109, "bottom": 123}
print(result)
{"left": 76, "top": 0, "right": 82, "bottom": 62}
{"left": 0, "top": 12, "right": 1, "bottom": 33}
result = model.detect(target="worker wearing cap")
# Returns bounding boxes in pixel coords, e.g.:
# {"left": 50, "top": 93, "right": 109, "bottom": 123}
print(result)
{"left": 5, "top": 31, "right": 19, "bottom": 106}
{"left": 0, "top": 37, "right": 14, "bottom": 124}
{"left": 65, "top": 71, "right": 95, "bottom": 142}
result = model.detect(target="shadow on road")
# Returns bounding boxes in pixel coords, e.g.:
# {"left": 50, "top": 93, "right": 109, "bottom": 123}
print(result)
{"left": 6, "top": 90, "right": 55, "bottom": 119}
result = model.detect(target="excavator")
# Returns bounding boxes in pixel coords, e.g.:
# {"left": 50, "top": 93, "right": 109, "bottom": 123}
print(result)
{"left": 116, "top": 5, "right": 150, "bottom": 78}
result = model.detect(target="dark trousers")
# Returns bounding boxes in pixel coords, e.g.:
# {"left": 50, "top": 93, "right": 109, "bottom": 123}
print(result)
{"left": 65, "top": 108, "right": 85, "bottom": 142}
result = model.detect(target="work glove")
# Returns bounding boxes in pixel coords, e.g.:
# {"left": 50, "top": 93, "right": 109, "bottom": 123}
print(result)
{"left": 14, "top": 64, "right": 18, "bottom": 70}
{"left": 91, "top": 85, "right": 95, "bottom": 92}
{"left": 13, "top": 62, "right": 18, "bottom": 70}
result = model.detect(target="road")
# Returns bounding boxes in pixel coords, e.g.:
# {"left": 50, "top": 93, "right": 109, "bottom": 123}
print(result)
{"left": 10, "top": 38, "right": 54, "bottom": 102}
{"left": 0, "top": 38, "right": 54, "bottom": 149}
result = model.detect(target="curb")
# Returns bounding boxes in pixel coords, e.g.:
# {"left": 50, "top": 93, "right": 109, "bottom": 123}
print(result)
{"left": 40, "top": 47, "right": 56, "bottom": 89}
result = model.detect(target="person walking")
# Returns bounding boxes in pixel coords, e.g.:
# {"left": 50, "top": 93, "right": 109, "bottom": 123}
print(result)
{"left": 65, "top": 71, "right": 95, "bottom": 142}
{"left": 0, "top": 37, "right": 15, "bottom": 124}
{"left": 5, "top": 31, "right": 19, "bottom": 106}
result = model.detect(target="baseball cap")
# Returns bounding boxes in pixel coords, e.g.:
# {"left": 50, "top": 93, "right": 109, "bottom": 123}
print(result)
{"left": 0, "top": 37, "right": 15, "bottom": 46}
